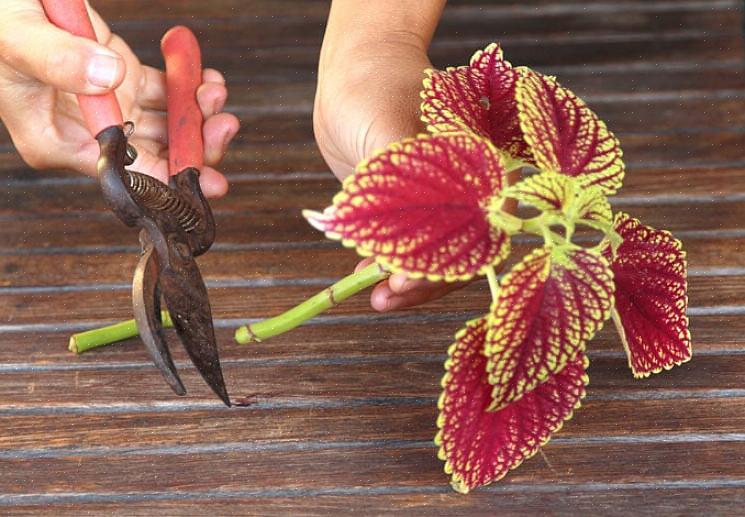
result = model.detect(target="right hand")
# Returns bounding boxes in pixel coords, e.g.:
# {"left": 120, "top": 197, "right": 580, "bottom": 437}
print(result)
{"left": 0, "top": 0, "right": 239, "bottom": 197}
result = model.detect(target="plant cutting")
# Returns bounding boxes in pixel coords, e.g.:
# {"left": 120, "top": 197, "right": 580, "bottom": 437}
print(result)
{"left": 71, "top": 43, "right": 692, "bottom": 493}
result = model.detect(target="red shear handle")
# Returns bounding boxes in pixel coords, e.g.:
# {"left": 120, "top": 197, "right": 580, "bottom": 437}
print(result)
{"left": 161, "top": 26, "right": 204, "bottom": 175}
{"left": 40, "top": 0, "right": 124, "bottom": 136}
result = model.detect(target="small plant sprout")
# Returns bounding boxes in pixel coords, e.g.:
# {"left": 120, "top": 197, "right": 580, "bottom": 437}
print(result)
{"left": 70, "top": 43, "right": 692, "bottom": 493}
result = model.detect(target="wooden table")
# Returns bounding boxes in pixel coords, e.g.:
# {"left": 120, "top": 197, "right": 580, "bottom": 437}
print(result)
{"left": 1, "top": 0, "right": 744, "bottom": 514}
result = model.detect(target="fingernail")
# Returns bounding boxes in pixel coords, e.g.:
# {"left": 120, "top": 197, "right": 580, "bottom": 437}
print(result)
{"left": 389, "top": 274, "right": 410, "bottom": 293}
{"left": 87, "top": 53, "right": 122, "bottom": 89}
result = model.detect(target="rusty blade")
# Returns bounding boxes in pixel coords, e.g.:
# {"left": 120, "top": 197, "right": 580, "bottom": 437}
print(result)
{"left": 132, "top": 243, "right": 186, "bottom": 396}
{"left": 159, "top": 259, "right": 230, "bottom": 407}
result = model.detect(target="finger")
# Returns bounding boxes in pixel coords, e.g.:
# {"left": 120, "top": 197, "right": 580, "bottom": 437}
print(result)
{"left": 354, "top": 257, "right": 376, "bottom": 273}
{"left": 388, "top": 272, "right": 421, "bottom": 294}
{"left": 130, "top": 110, "right": 168, "bottom": 145}
{"left": 386, "top": 284, "right": 457, "bottom": 311}
{"left": 371, "top": 279, "right": 461, "bottom": 312}
{"left": 370, "top": 282, "right": 397, "bottom": 312}
{"left": 64, "top": 138, "right": 100, "bottom": 177}
{"left": 388, "top": 272, "right": 470, "bottom": 298}
{"left": 197, "top": 165, "right": 229, "bottom": 198}
{"left": 197, "top": 81, "right": 228, "bottom": 117}
{"left": 203, "top": 68, "right": 226, "bottom": 85}
{"left": 127, "top": 138, "right": 227, "bottom": 197}
{"left": 203, "top": 112, "right": 240, "bottom": 166}
{"left": 127, "top": 143, "right": 170, "bottom": 184}
{"left": 0, "top": 8, "right": 124, "bottom": 94}
{"left": 137, "top": 65, "right": 167, "bottom": 111}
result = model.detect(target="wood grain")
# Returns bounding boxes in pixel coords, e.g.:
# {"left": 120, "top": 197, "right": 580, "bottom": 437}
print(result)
{"left": 2, "top": 275, "right": 743, "bottom": 328}
{"left": 6, "top": 488, "right": 745, "bottom": 517}
{"left": 0, "top": 313, "right": 740, "bottom": 367}
{"left": 0, "top": 0, "right": 743, "bottom": 512}
{"left": 1, "top": 440, "right": 744, "bottom": 495}
{"left": 1, "top": 232, "right": 742, "bottom": 288}
{"left": 0, "top": 352, "right": 740, "bottom": 408}
{"left": 1, "top": 396, "right": 744, "bottom": 452}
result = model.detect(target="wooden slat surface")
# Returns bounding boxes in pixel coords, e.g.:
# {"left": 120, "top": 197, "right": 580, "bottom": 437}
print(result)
{"left": 1, "top": 0, "right": 745, "bottom": 514}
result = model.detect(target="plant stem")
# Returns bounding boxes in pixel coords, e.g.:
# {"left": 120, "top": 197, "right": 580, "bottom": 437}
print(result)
{"left": 69, "top": 311, "right": 173, "bottom": 354}
{"left": 485, "top": 266, "right": 500, "bottom": 303}
{"left": 234, "top": 262, "right": 389, "bottom": 344}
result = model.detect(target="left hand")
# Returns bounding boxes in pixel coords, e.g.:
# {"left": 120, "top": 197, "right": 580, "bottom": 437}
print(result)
{"left": 313, "top": 34, "right": 468, "bottom": 312}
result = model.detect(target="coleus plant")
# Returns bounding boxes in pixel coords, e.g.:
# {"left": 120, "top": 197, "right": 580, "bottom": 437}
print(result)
{"left": 295, "top": 43, "right": 692, "bottom": 492}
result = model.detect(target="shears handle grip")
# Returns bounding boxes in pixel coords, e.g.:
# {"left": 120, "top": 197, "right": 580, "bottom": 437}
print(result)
{"left": 161, "top": 26, "right": 204, "bottom": 176}
{"left": 40, "top": 0, "right": 124, "bottom": 136}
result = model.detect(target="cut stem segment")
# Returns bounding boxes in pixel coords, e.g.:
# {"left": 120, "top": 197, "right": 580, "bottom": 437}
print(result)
{"left": 234, "top": 262, "right": 389, "bottom": 344}
{"left": 69, "top": 311, "right": 173, "bottom": 354}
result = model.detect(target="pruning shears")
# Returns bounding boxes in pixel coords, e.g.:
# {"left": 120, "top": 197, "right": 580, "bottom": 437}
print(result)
{"left": 41, "top": 0, "right": 230, "bottom": 406}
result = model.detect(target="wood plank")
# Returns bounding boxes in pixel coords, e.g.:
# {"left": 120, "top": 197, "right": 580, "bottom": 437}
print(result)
{"left": 3, "top": 138, "right": 745, "bottom": 211}
{"left": 1, "top": 232, "right": 740, "bottom": 287}
{"left": 3, "top": 160, "right": 745, "bottom": 216}
{"left": 4, "top": 94, "right": 745, "bottom": 154}
{"left": 0, "top": 353, "right": 739, "bottom": 407}
{"left": 2, "top": 275, "right": 742, "bottom": 328}
{"left": 122, "top": 31, "right": 742, "bottom": 82}
{"left": 227, "top": 106, "right": 745, "bottom": 145}
{"left": 103, "top": 5, "right": 742, "bottom": 52}
{"left": 0, "top": 439, "right": 743, "bottom": 494}
{"left": 7, "top": 488, "right": 745, "bottom": 517}
{"left": 0, "top": 312, "right": 739, "bottom": 366}
{"left": 0, "top": 395, "right": 743, "bottom": 452}
{"left": 228, "top": 65, "right": 745, "bottom": 115}
{"left": 12, "top": 127, "right": 712, "bottom": 179}
{"left": 93, "top": 0, "right": 742, "bottom": 24}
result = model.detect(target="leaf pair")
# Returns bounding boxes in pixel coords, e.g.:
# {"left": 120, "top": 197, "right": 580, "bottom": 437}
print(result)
{"left": 422, "top": 43, "right": 624, "bottom": 194}
{"left": 437, "top": 317, "right": 588, "bottom": 493}
{"left": 437, "top": 246, "right": 613, "bottom": 493}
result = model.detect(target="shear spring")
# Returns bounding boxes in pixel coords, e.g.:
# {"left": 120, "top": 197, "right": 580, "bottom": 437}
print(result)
{"left": 126, "top": 170, "right": 201, "bottom": 232}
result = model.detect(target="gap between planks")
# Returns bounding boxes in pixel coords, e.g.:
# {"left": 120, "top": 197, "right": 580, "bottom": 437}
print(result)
{"left": 2, "top": 433, "right": 745, "bottom": 461}
{"left": 3, "top": 388, "right": 745, "bottom": 418}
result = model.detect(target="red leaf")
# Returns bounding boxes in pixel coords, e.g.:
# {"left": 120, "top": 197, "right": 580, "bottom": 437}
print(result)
{"left": 421, "top": 43, "right": 532, "bottom": 164}
{"left": 604, "top": 213, "right": 692, "bottom": 377}
{"left": 516, "top": 68, "right": 624, "bottom": 194}
{"left": 437, "top": 317, "right": 588, "bottom": 493}
{"left": 486, "top": 247, "right": 613, "bottom": 410}
{"left": 304, "top": 133, "right": 510, "bottom": 281}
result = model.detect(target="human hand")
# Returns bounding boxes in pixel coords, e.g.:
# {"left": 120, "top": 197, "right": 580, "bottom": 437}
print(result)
{"left": 0, "top": 0, "right": 239, "bottom": 197}
{"left": 314, "top": 30, "right": 474, "bottom": 311}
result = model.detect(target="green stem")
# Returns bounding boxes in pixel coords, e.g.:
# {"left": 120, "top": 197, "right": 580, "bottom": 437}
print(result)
{"left": 234, "top": 262, "right": 389, "bottom": 344}
{"left": 485, "top": 266, "right": 500, "bottom": 303}
{"left": 69, "top": 311, "right": 173, "bottom": 354}
{"left": 522, "top": 215, "right": 568, "bottom": 246}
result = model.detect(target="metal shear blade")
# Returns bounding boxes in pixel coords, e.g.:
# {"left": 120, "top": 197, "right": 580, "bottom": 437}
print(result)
{"left": 134, "top": 237, "right": 230, "bottom": 406}
{"left": 132, "top": 242, "right": 185, "bottom": 397}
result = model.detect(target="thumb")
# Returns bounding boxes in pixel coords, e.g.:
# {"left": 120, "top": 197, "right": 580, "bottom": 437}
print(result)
{"left": 0, "top": 6, "right": 125, "bottom": 94}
